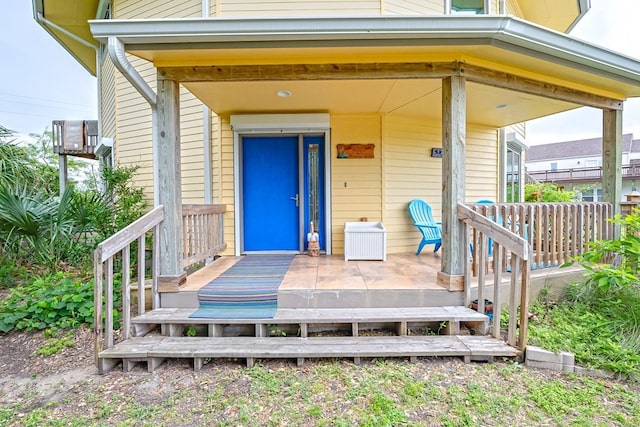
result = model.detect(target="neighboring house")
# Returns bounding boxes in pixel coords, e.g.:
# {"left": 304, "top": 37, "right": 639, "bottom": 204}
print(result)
{"left": 33, "top": 0, "right": 640, "bottom": 291}
{"left": 526, "top": 134, "right": 640, "bottom": 201}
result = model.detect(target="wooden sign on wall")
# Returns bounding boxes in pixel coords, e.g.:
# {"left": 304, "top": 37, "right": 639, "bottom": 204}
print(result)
{"left": 337, "top": 144, "right": 375, "bottom": 159}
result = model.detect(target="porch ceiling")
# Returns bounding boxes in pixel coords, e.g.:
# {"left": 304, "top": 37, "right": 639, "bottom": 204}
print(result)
{"left": 184, "top": 79, "right": 576, "bottom": 127}
{"left": 90, "top": 15, "right": 640, "bottom": 125}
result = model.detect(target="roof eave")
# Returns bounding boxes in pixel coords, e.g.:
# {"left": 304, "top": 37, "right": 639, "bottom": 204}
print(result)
{"left": 89, "top": 15, "right": 640, "bottom": 90}
{"left": 32, "top": 0, "right": 98, "bottom": 75}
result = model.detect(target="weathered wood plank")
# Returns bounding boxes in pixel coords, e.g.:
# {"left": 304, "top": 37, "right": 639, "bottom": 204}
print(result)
{"left": 131, "top": 307, "right": 490, "bottom": 325}
{"left": 159, "top": 62, "right": 460, "bottom": 82}
{"left": 96, "top": 206, "right": 164, "bottom": 262}
{"left": 441, "top": 75, "right": 466, "bottom": 282}
{"left": 98, "top": 335, "right": 519, "bottom": 368}
{"left": 157, "top": 78, "right": 184, "bottom": 279}
{"left": 462, "top": 64, "right": 623, "bottom": 111}
{"left": 603, "top": 109, "right": 623, "bottom": 222}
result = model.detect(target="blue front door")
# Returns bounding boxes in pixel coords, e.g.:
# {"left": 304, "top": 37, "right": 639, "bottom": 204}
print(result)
{"left": 242, "top": 136, "right": 300, "bottom": 251}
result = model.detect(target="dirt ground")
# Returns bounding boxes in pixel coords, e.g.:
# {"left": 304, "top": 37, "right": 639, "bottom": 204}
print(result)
{"left": 1, "top": 329, "right": 639, "bottom": 426}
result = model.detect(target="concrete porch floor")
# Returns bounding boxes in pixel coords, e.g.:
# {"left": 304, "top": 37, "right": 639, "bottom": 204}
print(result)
{"left": 183, "top": 252, "right": 444, "bottom": 292}
{"left": 163, "top": 252, "right": 583, "bottom": 309}
{"left": 172, "top": 253, "right": 462, "bottom": 309}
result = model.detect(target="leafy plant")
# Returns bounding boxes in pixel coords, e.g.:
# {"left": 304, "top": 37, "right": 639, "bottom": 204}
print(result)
{"left": 34, "top": 329, "right": 75, "bottom": 356}
{"left": 0, "top": 272, "right": 119, "bottom": 333}
{"left": 563, "top": 209, "right": 640, "bottom": 295}
{"left": 525, "top": 183, "right": 576, "bottom": 202}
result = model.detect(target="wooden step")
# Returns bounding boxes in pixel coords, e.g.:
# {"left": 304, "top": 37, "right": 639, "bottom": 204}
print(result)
{"left": 98, "top": 335, "right": 519, "bottom": 373}
{"left": 131, "top": 306, "right": 490, "bottom": 338}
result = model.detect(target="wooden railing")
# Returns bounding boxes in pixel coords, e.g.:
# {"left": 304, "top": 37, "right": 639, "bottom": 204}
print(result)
{"left": 182, "top": 204, "right": 227, "bottom": 269}
{"left": 94, "top": 203, "right": 227, "bottom": 370}
{"left": 468, "top": 202, "right": 614, "bottom": 274}
{"left": 458, "top": 204, "right": 531, "bottom": 351}
{"left": 527, "top": 164, "right": 640, "bottom": 183}
{"left": 94, "top": 205, "right": 164, "bottom": 370}
{"left": 460, "top": 201, "right": 614, "bottom": 351}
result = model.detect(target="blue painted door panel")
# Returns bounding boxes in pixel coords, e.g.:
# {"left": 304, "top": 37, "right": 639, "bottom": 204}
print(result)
{"left": 242, "top": 136, "right": 299, "bottom": 251}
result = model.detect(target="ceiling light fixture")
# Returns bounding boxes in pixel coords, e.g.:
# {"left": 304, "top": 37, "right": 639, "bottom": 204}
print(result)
{"left": 276, "top": 90, "right": 292, "bottom": 98}
{"left": 495, "top": 103, "right": 508, "bottom": 109}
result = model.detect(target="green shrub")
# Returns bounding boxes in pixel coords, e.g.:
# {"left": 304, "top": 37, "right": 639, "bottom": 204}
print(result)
{"left": 564, "top": 209, "right": 640, "bottom": 296}
{"left": 528, "top": 296, "right": 640, "bottom": 379}
{"left": 525, "top": 183, "right": 577, "bottom": 202}
{"left": 0, "top": 272, "right": 121, "bottom": 333}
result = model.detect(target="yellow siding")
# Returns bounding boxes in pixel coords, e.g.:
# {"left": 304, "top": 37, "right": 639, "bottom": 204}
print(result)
{"left": 219, "top": 0, "right": 381, "bottom": 16}
{"left": 382, "top": 116, "right": 498, "bottom": 254}
{"left": 114, "top": 0, "right": 200, "bottom": 19}
{"left": 218, "top": 117, "right": 236, "bottom": 255}
{"left": 330, "top": 115, "right": 382, "bottom": 254}
{"left": 383, "top": 0, "right": 442, "bottom": 15}
{"left": 180, "top": 86, "right": 206, "bottom": 204}
{"left": 465, "top": 125, "right": 499, "bottom": 202}
{"left": 100, "top": 54, "right": 117, "bottom": 141}
{"left": 114, "top": 55, "right": 155, "bottom": 205}
{"left": 211, "top": 114, "right": 222, "bottom": 203}
{"left": 506, "top": 0, "right": 524, "bottom": 17}
{"left": 382, "top": 116, "right": 442, "bottom": 254}
{"left": 111, "top": 1, "right": 206, "bottom": 206}
{"left": 509, "top": 122, "right": 526, "bottom": 137}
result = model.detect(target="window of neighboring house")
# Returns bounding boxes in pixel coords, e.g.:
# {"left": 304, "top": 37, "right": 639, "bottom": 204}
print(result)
{"left": 450, "top": 0, "right": 487, "bottom": 14}
{"left": 506, "top": 142, "right": 521, "bottom": 202}
{"left": 550, "top": 162, "right": 558, "bottom": 171}
{"left": 581, "top": 188, "right": 602, "bottom": 202}
{"left": 585, "top": 159, "right": 599, "bottom": 167}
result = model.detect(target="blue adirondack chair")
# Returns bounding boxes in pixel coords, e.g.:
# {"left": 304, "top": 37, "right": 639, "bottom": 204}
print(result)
{"left": 408, "top": 199, "right": 442, "bottom": 255}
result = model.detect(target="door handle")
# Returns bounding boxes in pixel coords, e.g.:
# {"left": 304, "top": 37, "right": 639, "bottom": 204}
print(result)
{"left": 290, "top": 194, "right": 299, "bottom": 207}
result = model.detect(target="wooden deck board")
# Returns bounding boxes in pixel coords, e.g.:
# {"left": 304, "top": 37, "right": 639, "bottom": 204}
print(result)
{"left": 132, "top": 307, "right": 489, "bottom": 325}
{"left": 100, "top": 335, "right": 516, "bottom": 362}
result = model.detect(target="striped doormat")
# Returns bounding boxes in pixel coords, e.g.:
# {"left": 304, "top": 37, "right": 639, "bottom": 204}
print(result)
{"left": 189, "top": 255, "right": 295, "bottom": 319}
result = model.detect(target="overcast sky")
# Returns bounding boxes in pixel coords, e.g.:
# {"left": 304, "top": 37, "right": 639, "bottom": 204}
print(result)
{"left": 1, "top": 0, "right": 639, "bottom": 144}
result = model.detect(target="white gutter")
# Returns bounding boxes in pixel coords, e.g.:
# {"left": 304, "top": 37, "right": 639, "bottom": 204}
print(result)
{"left": 108, "top": 38, "right": 156, "bottom": 107}
{"left": 89, "top": 15, "right": 640, "bottom": 86}
{"left": 202, "top": 0, "right": 212, "bottom": 204}
{"left": 567, "top": 0, "right": 591, "bottom": 32}
{"left": 35, "top": 12, "right": 99, "bottom": 50}
{"left": 107, "top": 37, "right": 160, "bottom": 205}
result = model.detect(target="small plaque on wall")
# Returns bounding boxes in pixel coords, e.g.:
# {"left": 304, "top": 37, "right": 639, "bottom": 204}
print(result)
{"left": 337, "top": 144, "right": 375, "bottom": 159}
{"left": 431, "top": 148, "right": 443, "bottom": 158}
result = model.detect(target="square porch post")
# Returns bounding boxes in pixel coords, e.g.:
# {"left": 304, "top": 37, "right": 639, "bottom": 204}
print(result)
{"left": 602, "top": 108, "right": 623, "bottom": 219}
{"left": 602, "top": 108, "right": 623, "bottom": 239}
{"left": 437, "top": 75, "right": 466, "bottom": 291}
{"left": 156, "top": 78, "right": 186, "bottom": 288}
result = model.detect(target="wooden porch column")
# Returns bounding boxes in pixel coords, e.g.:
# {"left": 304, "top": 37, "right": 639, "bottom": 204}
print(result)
{"left": 156, "top": 78, "right": 186, "bottom": 289}
{"left": 602, "top": 108, "right": 622, "bottom": 220}
{"left": 437, "top": 76, "right": 466, "bottom": 291}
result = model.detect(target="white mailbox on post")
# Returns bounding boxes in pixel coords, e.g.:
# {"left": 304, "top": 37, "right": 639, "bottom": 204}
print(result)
{"left": 344, "top": 222, "right": 387, "bottom": 261}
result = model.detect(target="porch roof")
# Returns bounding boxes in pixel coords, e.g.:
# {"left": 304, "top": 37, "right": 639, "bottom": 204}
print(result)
{"left": 90, "top": 15, "right": 640, "bottom": 126}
